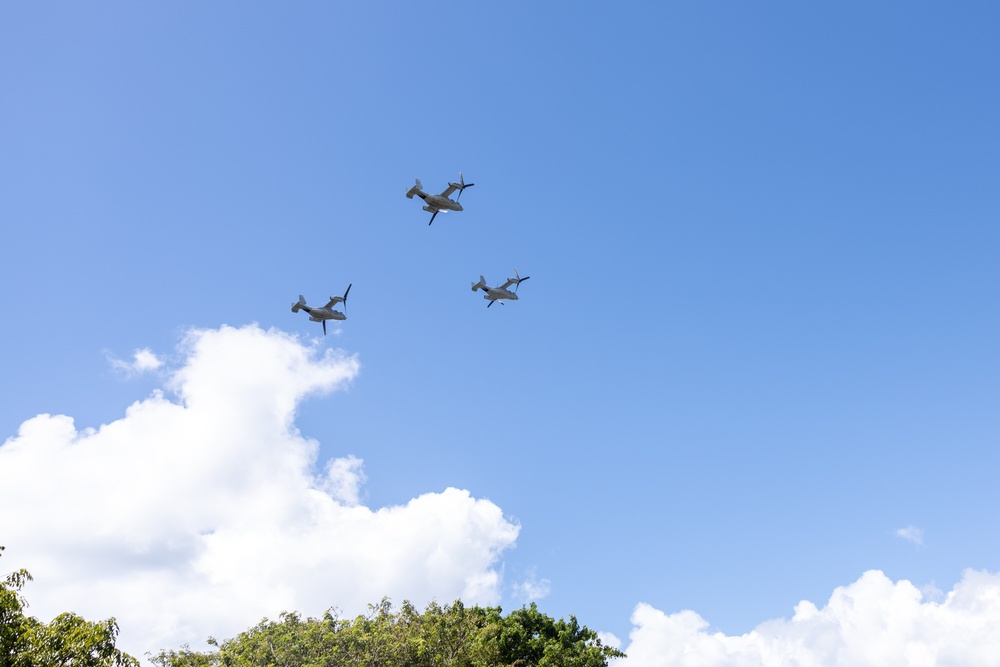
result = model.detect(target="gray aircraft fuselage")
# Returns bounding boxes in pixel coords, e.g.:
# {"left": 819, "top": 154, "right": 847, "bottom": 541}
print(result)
{"left": 422, "top": 194, "right": 463, "bottom": 213}
{"left": 406, "top": 176, "right": 472, "bottom": 224}
{"left": 306, "top": 307, "right": 346, "bottom": 322}
{"left": 482, "top": 288, "right": 517, "bottom": 303}
{"left": 292, "top": 289, "right": 350, "bottom": 334}
{"left": 472, "top": 274, "right": 527, "bottom": 307}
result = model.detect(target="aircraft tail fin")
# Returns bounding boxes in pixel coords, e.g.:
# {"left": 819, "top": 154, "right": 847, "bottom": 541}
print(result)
{"left": 471, "top": 275, "right": 486, "bottom": 292}
{"left": 405, "top": 179, "right": 423, "bottom": 199}
{"left": 291, "top": 295, "right": 306, "bottom": 312}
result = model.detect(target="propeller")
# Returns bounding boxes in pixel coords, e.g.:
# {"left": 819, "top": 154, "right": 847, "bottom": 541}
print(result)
{"left": 327, "top": 284, "right": 351, "bottom": 311}
{"left": 322, "top": 320, "right": 327, "bottom": 336}
{"left": 428, "top": 209, "right": 439, "bottom": 225}
{"left": 456, "top": 171, "right": 475, "bottom": 200}
{"left": 512, "top": 269, "right": 530, "bottom": 292}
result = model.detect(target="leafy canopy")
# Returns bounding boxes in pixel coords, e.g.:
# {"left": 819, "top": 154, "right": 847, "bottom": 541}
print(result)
{"left": 151, "top": 598, "right": 625, "bottom": 667}
{"left": 3, "top": 546, "right": 622, "bottom": 666}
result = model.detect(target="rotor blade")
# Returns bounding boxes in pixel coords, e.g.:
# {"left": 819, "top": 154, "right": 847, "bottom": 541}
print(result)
{"left": 487, "top": 299, "right": 494, "bottom": 308}
{"left": 458, "top": 182, "right": 474, "bottom": 200}
{"left": 322, "top": 320, "right": 327, "bottom": 336}
{"left": 343, "top": 283, "right": 351, "bottom": 311}
{"left": 428, "top": 210, "right": 438, "bottom": 225}
{"left": 457, "top": 172, "right": 474, "bottom": 200}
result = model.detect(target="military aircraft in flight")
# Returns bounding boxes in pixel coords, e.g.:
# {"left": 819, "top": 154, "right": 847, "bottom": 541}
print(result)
{"left": 405, "top": 172, "right": 474, "bottom": 225}
{"left": 471, "top": 270, "right": 530, "bottom": 307}
{"left": 291, "top": 284, "right": 351, "bottom": 334}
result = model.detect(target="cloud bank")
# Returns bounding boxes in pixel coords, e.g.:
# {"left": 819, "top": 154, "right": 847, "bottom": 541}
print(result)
{"left": 0, "top": 325, "right": 519, "bottom": 659}
{"left": 619, "top": 568, "right": 1000, "bottom": 667}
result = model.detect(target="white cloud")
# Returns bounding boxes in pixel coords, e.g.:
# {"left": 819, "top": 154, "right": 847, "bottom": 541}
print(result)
{"left": 106, "top": 348, "right": 164, "bottom": 375}
{"left": 617, "top": 569, "right": 1000, "bottom": 667}
{"left": 0, "top": 325, "right": 519, "bottom": 660}
{"left": 322, "top": 454, "right": 367, "bottom": 505}
{"left": 896, "top": 524, "right": 924, "bottom": 546}
{"left": 512, "top": 571, "right": 551, "bottom": 602}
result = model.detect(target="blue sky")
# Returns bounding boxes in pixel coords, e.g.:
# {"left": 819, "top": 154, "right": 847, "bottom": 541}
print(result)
{"left": 2, "top": 3, "right": 1000, "bottom": 663}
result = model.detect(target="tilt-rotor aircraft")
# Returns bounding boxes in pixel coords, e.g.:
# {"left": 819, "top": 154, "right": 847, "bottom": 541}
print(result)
{"left": 471, "top": 270, "right": 530, "bottom": 307}
{"left": 405, "top": 172, "right": 474, "bottom": 225}
{"left": 291, "top": 284, "right": 351, "bottom": 335}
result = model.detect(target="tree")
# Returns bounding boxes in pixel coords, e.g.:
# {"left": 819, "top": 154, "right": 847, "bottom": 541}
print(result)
{"left": 151, "top": 598, "right": 624, "bottom": 667}
{"left": 0, "top": 547, "right": 139, "bottom": 667}
{"left": 0, "top": 547, "right": 34, "bottom": 667}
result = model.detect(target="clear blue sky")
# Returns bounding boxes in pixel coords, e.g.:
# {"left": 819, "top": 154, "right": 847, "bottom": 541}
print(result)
{"left": 2, "top": 1, "right": 999, "bottom": 658}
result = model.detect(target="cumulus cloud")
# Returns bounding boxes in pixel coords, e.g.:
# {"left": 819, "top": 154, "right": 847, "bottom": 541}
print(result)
{"left": 0, "top": 325, "right": 519, "bottom": 660}
{"left": 106, "top": 348, "right": 164, "bottom": 375}
{"left": 618, "top": 569, "right": 1000, "bottom": 667}
{"left": 896, "top": 524, "right": 924, "bottom": 546}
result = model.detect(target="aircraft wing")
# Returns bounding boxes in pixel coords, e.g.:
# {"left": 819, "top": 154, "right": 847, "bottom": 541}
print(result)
{"left": 438, "top": 184, "right": 458, "bottom": 198}
{"left": 498, "top": 278, "right": 516, "bottom": 290}
{"left": 323, "top": 296, "right": 344, "bottom": 308}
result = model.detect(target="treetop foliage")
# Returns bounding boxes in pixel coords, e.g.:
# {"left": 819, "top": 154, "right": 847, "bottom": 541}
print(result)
{"left": 151, "top": 598, "right": 625, "bottom": 667}
{"left": 3, "top": 547, "right": 622, "bottom": 667}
